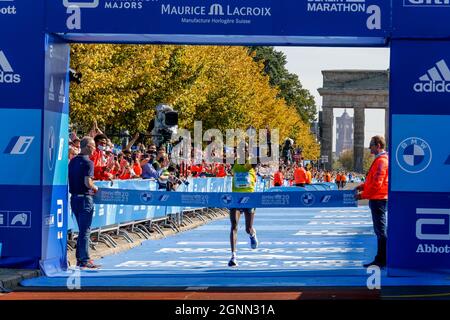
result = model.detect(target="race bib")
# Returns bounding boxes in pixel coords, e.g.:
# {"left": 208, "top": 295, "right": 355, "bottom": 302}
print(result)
{"left": 234, "top": 172, "right": 252, "bottom": 189}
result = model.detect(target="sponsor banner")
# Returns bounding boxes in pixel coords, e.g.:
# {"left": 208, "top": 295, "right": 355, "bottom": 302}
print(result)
{"left": 0, "top": 1, "right": 45, "bottom": 109}
{"left": 41, "top": 185, "right": 68, "bottom": 271}
{"left": 46, "top": 0, "right": 387, "bottom": 43}
{"left": 388, "top": 192, "right": 450, "bottom": 272}
{"left": 43, "top": 111, "right": 69, "bottom": 186}
{"left": 0, "top": 0, "right": 45, "bottom": 34}
{"left": 45, "top": 35, "right": 70, "bottom": 114}
{"left": 390, "top": 40, "right": 450, "bottom": 115}
{"left": 0, "top": 185, "right": 42, "bottom": 260}
{"left": 0, "top": 109, "right": 41, "bottom": 185}
{"left": 391, "top": 115, "right": 450, "bottom": 192}
{"left": 95, "top": 189, "right": 357, "bottom": 208}
{"left": 393, "top": 0, "right": 450, "bottom": 38}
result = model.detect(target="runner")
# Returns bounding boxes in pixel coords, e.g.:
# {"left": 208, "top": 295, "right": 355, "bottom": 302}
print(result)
{"left": 228, "top": 145, "right": 258, "bottom": 267}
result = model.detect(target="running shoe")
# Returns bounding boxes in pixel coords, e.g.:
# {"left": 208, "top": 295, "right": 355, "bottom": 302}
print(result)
{"left": 228, "top": 256, "right": 238, "bottom": 267}
{"left": 250, "top": 232, "right": 258, "bottom": 249}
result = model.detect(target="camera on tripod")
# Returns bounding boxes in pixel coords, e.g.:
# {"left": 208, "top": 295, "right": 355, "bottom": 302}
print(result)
{"left": 147, "top": 104, "right": 179, "bottom": 148}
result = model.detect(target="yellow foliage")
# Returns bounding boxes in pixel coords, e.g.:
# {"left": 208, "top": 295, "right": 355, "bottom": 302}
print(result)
{"left": 69, "top": 44, "right": 319, "bottom": 159}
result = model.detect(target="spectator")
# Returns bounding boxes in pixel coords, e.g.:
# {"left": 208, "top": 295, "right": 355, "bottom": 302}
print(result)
{"left": 157, "top": 156, "right": 170, "bottom": 189}
{"left": 91, "top": 133, "right": 113, "bottom": 181}
{"left": 69, "top": 138, "right": 80, "bottom": 161}
{"left": 141, "top": 153, "right": 159, "bottom": 179}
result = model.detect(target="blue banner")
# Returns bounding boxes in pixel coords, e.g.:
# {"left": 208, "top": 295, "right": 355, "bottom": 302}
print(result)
{"left": 390, "top": 41, "right": 450, "bottom": 115}
{"left": 0, "top": 109, "right": 42, "bottom": 185}
{"left": 46, "top": 0, "right": 387, "bottom": 45}
{"left": 388, "top": 192, "right": 450, "bottom": 273}
{"left": 389, "top": 40, "right": 450, "bottom": 275}
{"left": 393, "top": 1, "right": 450, "bottom": 39}
{"left": 391, "top": 115, "right": 450, "bottom": 193}
{"left": 41, "top": 185, "right": 68, "bottom": 272}
{"left": 0, "top": 0, "right": 45, "bottom": 109}
{"left": 0, "top": 185, "right": 42, "bottom": 267}
{"left": 43, "top": 111, "right": 69, "bottom": 186}
{"left": 95, "top": 188, "right": 357, "bottom": 208}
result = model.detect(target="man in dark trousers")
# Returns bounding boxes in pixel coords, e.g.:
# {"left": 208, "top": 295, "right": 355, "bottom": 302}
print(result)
{"left": 68, "top": 136, "right": 100, "bottom": 269}
{"left": 355, "top": 135, "right": 389, "bottom": 268}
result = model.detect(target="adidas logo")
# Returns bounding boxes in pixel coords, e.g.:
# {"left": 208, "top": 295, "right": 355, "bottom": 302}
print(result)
{"left": 413, "top": 59, "right": 450, "bottom": 93}
{"left": 0, "top": 50, "right": 21, "bottom": 84}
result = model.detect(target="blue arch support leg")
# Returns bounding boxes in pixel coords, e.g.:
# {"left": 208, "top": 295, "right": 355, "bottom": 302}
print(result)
{"left": 0, "top": 2, "right": 69, "bottom": 273}
{"left": 388, "top": 39, "right": 450, "bottom": 276}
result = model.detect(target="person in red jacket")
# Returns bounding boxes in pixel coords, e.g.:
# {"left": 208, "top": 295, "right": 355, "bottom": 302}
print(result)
{"left": 90, "top": 134, "right": 113, "bottom": 181}
{"left": 355, "top": 135, "right": 388, "bottom": 268}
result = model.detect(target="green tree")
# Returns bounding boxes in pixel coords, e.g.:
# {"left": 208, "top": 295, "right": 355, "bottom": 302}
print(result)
{"left": 249, "top": 47, "right": 317, "bottom": 123}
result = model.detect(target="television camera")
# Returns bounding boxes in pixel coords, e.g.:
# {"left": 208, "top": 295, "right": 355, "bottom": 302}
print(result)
{"left": 147, "top": 104, "right": 179, "bottom": 148}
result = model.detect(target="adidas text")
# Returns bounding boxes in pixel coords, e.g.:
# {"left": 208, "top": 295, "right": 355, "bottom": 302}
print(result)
{"left": 414, "top": 81, "right": 450, "bottom": 93}
{"left": 0, "top": 72, "right": 21, "bottom": 84}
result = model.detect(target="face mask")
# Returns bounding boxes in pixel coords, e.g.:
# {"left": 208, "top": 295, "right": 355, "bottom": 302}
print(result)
{"left": 98, "top": 145, "right": 105, "bottom": 151}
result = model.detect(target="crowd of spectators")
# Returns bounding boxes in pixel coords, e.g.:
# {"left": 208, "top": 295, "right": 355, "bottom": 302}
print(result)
{"left": 68, "top": 124, "right": 365, "bottom": 190}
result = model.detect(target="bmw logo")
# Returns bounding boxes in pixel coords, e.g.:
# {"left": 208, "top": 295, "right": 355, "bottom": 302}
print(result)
{"left": 396, "top": 137, "right": 432, "bottom": 173}
{"left": 221, "top": 194, "right": 233, "bottom": 205}
{"left": 140, "top": 192, "right": 153, "bottom": 203}
{"left": 301, "top": 193, "right": 315, "bottom": 206}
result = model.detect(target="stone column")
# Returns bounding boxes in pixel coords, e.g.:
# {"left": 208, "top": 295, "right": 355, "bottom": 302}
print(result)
{"left": 320, "top": 107, "right": 334, "bottom": 171}
{"left": 353, "top": 107, "right": 365, "bottom": 173}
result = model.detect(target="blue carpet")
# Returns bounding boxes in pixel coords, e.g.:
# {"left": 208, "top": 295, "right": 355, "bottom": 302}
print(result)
{"left": 21, "top": 206, "right": 450, "bottom": 288}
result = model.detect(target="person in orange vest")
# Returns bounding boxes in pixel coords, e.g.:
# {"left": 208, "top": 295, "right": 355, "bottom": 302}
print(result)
{"left": 335, "top": 172, "right": 341, "bottom": 189}
{"left": 356, "top": 135, "right": 389, "bottom": 268}
{"left": 305, "top": 166, "right": 312, "bottom": 184}
{"left": 340, "top": 172, "right": 347, "bottom": 189}
{"left": 273, "top": 166, "right": 284, "bottom": 187}
{"left": 293, "top": 163, "right": 307, "bottom": 187}
{"left": 324, "top": 171, "right": 332, "bottom": 182}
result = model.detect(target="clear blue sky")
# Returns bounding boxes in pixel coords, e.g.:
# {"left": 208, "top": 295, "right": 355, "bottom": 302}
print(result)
{"left": 275, "top": 47, "right": 390, "bottom": 151}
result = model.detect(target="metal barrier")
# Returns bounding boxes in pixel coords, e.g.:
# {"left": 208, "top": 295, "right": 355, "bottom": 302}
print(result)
{"left": 67, "top": 176, "right": 253, "bottom": 246}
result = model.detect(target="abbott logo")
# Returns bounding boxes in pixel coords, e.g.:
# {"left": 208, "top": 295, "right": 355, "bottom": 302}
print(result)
{"left": 3, "top": 136, "right": 34, "bottom": 155}
{"left": 416, "top": 208, "right": 450, "bottom": 241}
{"left": 209, "top": 4, "right": 224, "bottom": 15}
{"left": 0, "top": 0, "right": 16, "bottom": 15}
{"left": 413, "top": 59, "right": 450, "bottom": 93}
{"left": 404, "top": 0, "right": 450, "bottom": 6}
{"left": 64, "top": 0, "right": 99, "bottom": 30}
{"left": 0, "top": 50, "right": 21, "bottom": 84}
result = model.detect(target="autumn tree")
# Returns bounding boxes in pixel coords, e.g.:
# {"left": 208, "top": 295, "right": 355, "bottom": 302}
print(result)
{"left": 248, "top": 46, "right": 317, "bottom": 123}
{"left": 69, "top": 44, "right": 319, "bottom": 159}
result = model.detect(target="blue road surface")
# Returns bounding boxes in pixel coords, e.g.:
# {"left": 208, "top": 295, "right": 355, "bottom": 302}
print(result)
{"left": 22, "top": 206, "right": 450, "bottom": 288}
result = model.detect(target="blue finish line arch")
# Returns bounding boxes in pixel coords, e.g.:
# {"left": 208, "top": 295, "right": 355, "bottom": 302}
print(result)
{"left": 0, "top": 0, "right": 449, "bottom": 277}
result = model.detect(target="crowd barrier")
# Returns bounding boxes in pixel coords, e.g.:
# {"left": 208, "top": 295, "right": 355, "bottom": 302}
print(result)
{"left": 68, "top": 176, "right": 355, "bottom": 244}
{"left": 68, "top": 176, "right": 269, "bottom": 233}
